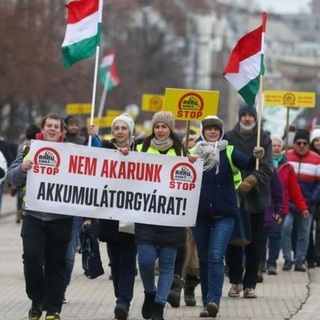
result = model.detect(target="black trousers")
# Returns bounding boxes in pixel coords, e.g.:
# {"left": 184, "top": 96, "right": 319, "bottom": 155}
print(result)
{"left": 21, "top": 214, "right": 73, "bottom": 313}
{"left": 226, "top": 211, "right": 265, "bottom": 289}
{"left": 107, "top": 238, "right": 137, "bottom": 307}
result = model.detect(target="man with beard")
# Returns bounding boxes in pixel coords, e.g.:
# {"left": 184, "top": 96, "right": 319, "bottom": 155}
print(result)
{"left": 225, "top": 103, "right": 273, "bottom": 299}
{"left": 64, "top": 116, "right": 86, "bottom": 145}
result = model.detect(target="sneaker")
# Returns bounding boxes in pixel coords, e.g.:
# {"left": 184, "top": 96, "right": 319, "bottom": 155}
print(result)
{"left": 256, "top": 270, "right": 263, "bottom": 283}
{"left": 45, "top": 312, "right": 60, "bottom": 320}
{"left": 207, "top": 301, "right": 219, "bottom": 318}
{"left": 294, "top": 262, "right": 307, "bottom": 272}
{"left": 243, "top": 288, "right": 257, "bottom": 299}
{"left": 267, "top": 266, "right": 277, "bottom": 275}
{"left": 28, "top": 301, "right": 42, "bottom": 320}
{"left": 114, "top": 304, "right": 129, "bottom": 320}
{"left": 228, "top": 283, "right": 243, "bottom": 297}
{"left": 282, "top": 260, "right": 292, "bottom": 271}
{"left": 199, "top": 307, "right": 209, "bottom": 317}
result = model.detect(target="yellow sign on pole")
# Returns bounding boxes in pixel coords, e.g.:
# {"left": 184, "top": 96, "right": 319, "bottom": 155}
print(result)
{"left": 106, "top": 110, "right": 122, "bottom": 117}
{"left": 66, "top": 103, "right": 92, "bottom": 114}
{"left": 86, "top": 116, "right": 114, "bottom": 128}
{"left": 264, "top": 91, "right": 316, "bottom": 108}
{"left": 164, "top": 88, "right": 220, "bottom": 121}
{"left": 141, "top": 94, "right": 164, "bottom": 112}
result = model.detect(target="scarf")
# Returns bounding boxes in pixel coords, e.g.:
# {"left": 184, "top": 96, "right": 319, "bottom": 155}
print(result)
{"left": 112, "top": 137, "right": 135, "bottom": 150}
{"left": 273, "top": 155, "right": 283, "bottom": 169}
{"left": 194, "top": 139, "right": 228, "bottom": 172}
{"left": 35, "top": 132, "right": 64, "bottom": 142}
{"left": 150, "top": 137, "right": 173, "bottom": 152}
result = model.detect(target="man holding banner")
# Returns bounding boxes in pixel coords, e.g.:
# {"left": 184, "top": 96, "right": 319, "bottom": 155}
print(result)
{"left": 7, "top": 113, "right": 73, "bottom": 320}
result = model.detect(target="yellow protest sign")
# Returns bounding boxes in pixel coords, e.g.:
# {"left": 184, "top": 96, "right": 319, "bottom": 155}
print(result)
{"left": 86, "top": 116, "right": 114, "bottom": 128}
{"left": 164, "top": 88, "right": 220, "bottom": 121}
{"left": 106, "top": 110, "right": 122, "bottom": 117}
{"left": 264, "top": 91, "right": 316, "bottom": 108}
{"left": 141, "top": 94, "right": 164, "bottom": 112}
{"left": 66, "top": 103, "right": 92, "bottom": 114}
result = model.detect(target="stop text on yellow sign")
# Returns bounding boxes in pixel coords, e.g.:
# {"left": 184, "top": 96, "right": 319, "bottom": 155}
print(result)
{"left": 264, "top": 91, "right": 316, "bottom": 108}
{"left": 164, "top": 88, "right": 220, "bottom": 121}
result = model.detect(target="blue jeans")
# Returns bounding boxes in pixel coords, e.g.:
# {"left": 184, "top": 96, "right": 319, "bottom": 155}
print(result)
{"left": 260, "top": 222, "right": 282, "bottom": 268}
{"left": 281, "top": 211, "right": 312, "bottom": 263}
{"left": 64, "top": 217, "right": 83, "bottom": 289}
{"left": 192, "top": 216, "right": 234, "bottom": 307}
{"left": 107, "top": 239, "right": 137, "bottom": 307}
{"left": 137, "top": 243, "right": 177, "bottom": 306}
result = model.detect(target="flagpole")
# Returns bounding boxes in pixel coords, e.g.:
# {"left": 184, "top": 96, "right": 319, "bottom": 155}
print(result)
{"left": 284, "top": 107, "right": 290, "bottom": 154}
{"left": 255, "top": 11, "right": 267, "bottom": 170}
{"left": 96, "top": 71, "right": 111, "bottom": 135}
{"left": 255, "top": 74, "right": 263, "bottom": 170}
{"left": 185, "top": 120, "right": 191, "bottom": 149}
{"left": 88, "top": 46, "right": 101, "bottom": 146}
{"left": 88, "top": 0, "right": 103, "bottom": 146}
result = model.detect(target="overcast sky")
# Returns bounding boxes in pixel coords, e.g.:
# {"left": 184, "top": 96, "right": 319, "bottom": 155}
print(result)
{"left": 256, "top": 0, "right": 311, "bottom": 14}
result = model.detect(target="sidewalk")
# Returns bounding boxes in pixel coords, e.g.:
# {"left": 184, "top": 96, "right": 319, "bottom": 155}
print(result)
{"left": 0, "top": 193, "right": 318, "bottom": 320}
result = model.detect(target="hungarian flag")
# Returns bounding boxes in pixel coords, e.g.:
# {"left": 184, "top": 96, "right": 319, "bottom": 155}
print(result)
{"left": 98, "top": 49, "right": 121, "bottom": 90}
{"left": 223, "top": 12, "right": 267, "bottom": 107}
{"left": 61, "top": 0, "right": 103, "bottom": 68}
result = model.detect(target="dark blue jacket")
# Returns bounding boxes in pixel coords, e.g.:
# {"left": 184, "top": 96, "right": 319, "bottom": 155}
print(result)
{"left": 196, "top": 145, "right": 255, "bottom": 225}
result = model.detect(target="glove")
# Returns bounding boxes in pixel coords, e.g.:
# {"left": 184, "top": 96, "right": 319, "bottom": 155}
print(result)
{"left": 238, "top": 174, "right": 258, "bottom": 195}
{"left": 253, "top": 146, "right": 265, "bottom": 159}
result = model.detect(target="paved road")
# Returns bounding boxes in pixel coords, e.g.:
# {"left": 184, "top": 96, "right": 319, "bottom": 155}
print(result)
{"left": 0, "top": 193, "right": 319, "bottom": 320}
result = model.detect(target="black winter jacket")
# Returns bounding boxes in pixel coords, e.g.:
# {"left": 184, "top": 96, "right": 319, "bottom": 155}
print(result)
{"left": 226, "top": 123, "right": 273, "bottom": 213}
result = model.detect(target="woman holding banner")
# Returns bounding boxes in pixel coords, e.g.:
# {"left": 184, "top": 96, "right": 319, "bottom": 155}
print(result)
{"left": 99, "top": 112, "right": 137, "bottom": 320}
{"left": 135, "top": 111, "right": 186, "bottom": 320}
{"left": 187, "top": 115, "right": 264, "bottom": 318}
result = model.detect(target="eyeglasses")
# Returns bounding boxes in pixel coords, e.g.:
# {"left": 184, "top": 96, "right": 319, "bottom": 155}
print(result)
{"left": 296, "top": 141, "right": 308, "bottom": 146}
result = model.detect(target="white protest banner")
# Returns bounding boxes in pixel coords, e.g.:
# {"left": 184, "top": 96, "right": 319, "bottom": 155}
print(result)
{"left": 25, "top": 140, "right": 203, "bottom": 227}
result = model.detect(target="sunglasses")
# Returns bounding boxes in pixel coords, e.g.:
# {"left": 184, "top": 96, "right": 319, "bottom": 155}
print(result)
{"left": 296, "top": 141, "right": 308, "bottom": 146}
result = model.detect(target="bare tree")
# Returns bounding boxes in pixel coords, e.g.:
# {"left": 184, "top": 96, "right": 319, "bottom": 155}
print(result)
{"left": 0, "top": 0, "right": 188, "bottom": 140}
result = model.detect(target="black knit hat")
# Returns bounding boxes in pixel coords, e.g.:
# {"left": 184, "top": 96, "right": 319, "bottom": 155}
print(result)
{"left": 202, "top": 116, "right": 224, "bottom": 131}
{"left": 65, "top": 115, "right": 80, "bottom": 126}
{"left": 293, "top": 129, "right": 310, "bottom": 143}
{"left": 200, "top": 115, "right": 224, "bottom": 140}
{"left": 238, "top": 103, "right": 257, "bottom": 120}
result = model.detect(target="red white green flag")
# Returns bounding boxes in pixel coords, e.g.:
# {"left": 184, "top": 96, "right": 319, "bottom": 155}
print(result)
{"left": 223, "top": 12, "right": 267, "bottom": 107}
{"left": 98, "top": 48, "right": 121, "bottom": 90}
{"left": 61, "top": 0, "right": 103, "bottom": 68}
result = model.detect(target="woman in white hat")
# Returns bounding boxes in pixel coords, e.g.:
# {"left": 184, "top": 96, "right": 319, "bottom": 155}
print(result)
{"left": 99, "top": 113, "right": 137, "bottom": 320}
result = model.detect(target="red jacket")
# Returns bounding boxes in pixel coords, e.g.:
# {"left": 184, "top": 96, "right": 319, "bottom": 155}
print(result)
{"left": 277, "top": 161, "right": 307, "bottom": 215}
